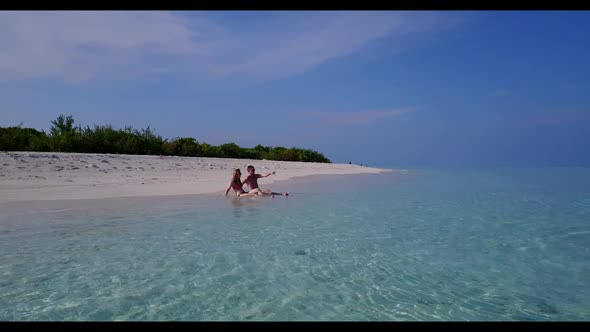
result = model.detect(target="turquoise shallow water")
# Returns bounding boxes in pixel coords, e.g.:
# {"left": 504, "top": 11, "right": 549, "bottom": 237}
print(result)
{"left": 1, "top": 168, "right": 589, "bottom": 321}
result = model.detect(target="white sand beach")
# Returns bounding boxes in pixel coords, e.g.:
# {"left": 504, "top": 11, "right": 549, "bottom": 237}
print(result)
{"left": 0, "top": 152, "right": 392, "bottom": 203}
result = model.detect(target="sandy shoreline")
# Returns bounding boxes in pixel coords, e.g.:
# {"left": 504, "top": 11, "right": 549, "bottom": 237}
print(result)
{"left": 0, "top": 152, "right": 392, "bottom": 203}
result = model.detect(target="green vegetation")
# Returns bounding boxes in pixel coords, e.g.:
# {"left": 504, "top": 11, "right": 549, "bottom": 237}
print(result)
{"left": 0, "top": 115, "right": 331, "bottom": 163}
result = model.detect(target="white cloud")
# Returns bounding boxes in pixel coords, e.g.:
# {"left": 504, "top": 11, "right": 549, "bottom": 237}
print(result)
{"left": 0, "top": 11, "right": 454, "bottom": 83}
{"left": 0, "top": 11, "right": 216, "bottom": 83}
{"left": 205, "top": 11, "right": 452, "bottom": 80}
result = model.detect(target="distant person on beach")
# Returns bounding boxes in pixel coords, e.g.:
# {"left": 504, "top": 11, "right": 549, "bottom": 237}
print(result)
{"left": 224, "top": 169, "right": 263, "bottom": 197}
{"left": 243, "top": 165, "right": 289, "bottom": 196}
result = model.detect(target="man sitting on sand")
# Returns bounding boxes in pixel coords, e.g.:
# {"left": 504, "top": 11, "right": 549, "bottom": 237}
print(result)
{"left": 243, "top": 165, "right": 289, "bottom": 196}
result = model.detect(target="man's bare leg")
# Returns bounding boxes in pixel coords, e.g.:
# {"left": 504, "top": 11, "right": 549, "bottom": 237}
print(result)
{"left": 238, "top": 191, "right": 260, "bottom": 197}
{"left": 263, "top": 189, "right": 289, "bottom": 196}
{"left": 248, "top": 188, "right": 269, "bottom": 196}
{"left": 250, "top": 188, "right": 288, "bottom": 196}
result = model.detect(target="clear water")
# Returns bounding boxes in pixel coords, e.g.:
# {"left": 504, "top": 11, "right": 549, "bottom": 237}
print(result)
{"left": 1, "top": 168, "right": 589, "bottom": 321}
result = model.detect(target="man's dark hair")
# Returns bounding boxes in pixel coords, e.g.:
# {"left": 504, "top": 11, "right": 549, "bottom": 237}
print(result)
{"left": 247, "top": 165, "right": 254, "bottom": 171}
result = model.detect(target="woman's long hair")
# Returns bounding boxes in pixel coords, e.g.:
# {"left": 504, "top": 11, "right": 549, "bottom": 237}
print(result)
{"left": 231, "top": 169, "right": 242, "bottom": 185}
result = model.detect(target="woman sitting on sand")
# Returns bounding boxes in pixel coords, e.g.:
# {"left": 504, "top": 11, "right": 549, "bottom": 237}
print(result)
{"left": 224, "top": 169, "right": 264, "bottom": 197}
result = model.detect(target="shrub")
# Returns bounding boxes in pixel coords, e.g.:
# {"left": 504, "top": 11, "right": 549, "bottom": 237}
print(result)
{"left": 0, "top": 115, "right": 331, "bottom": 163}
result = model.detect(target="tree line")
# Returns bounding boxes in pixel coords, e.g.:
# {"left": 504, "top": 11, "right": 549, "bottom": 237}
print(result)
{"left": 0, "top": 115, "right": 331, "bottom": 163}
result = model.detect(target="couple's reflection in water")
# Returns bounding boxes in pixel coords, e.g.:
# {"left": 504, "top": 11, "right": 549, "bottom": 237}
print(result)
{"left": 226, "top": 194, "right": 291, "bottom": 219}
{"left": 226, "top": 194, "right": 264, "bottom": 219}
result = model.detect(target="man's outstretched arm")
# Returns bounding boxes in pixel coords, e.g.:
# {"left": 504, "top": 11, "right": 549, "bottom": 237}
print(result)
{"left": 258, "top": 171, "right": 276, "bottom": 178}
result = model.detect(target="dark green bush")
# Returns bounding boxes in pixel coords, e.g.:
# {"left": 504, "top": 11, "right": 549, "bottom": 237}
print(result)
{"left": 0, "top": 115, "right": 331, "bottom": 163}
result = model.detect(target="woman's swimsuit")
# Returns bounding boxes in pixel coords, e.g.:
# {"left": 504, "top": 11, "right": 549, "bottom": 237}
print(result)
{"left": 232, "top": 181, "right": 245, "bottom": 193}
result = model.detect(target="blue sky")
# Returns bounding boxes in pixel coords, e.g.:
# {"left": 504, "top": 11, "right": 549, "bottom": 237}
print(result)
{"left": 1, "top": 11, "right": 589, "bottom": 167}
